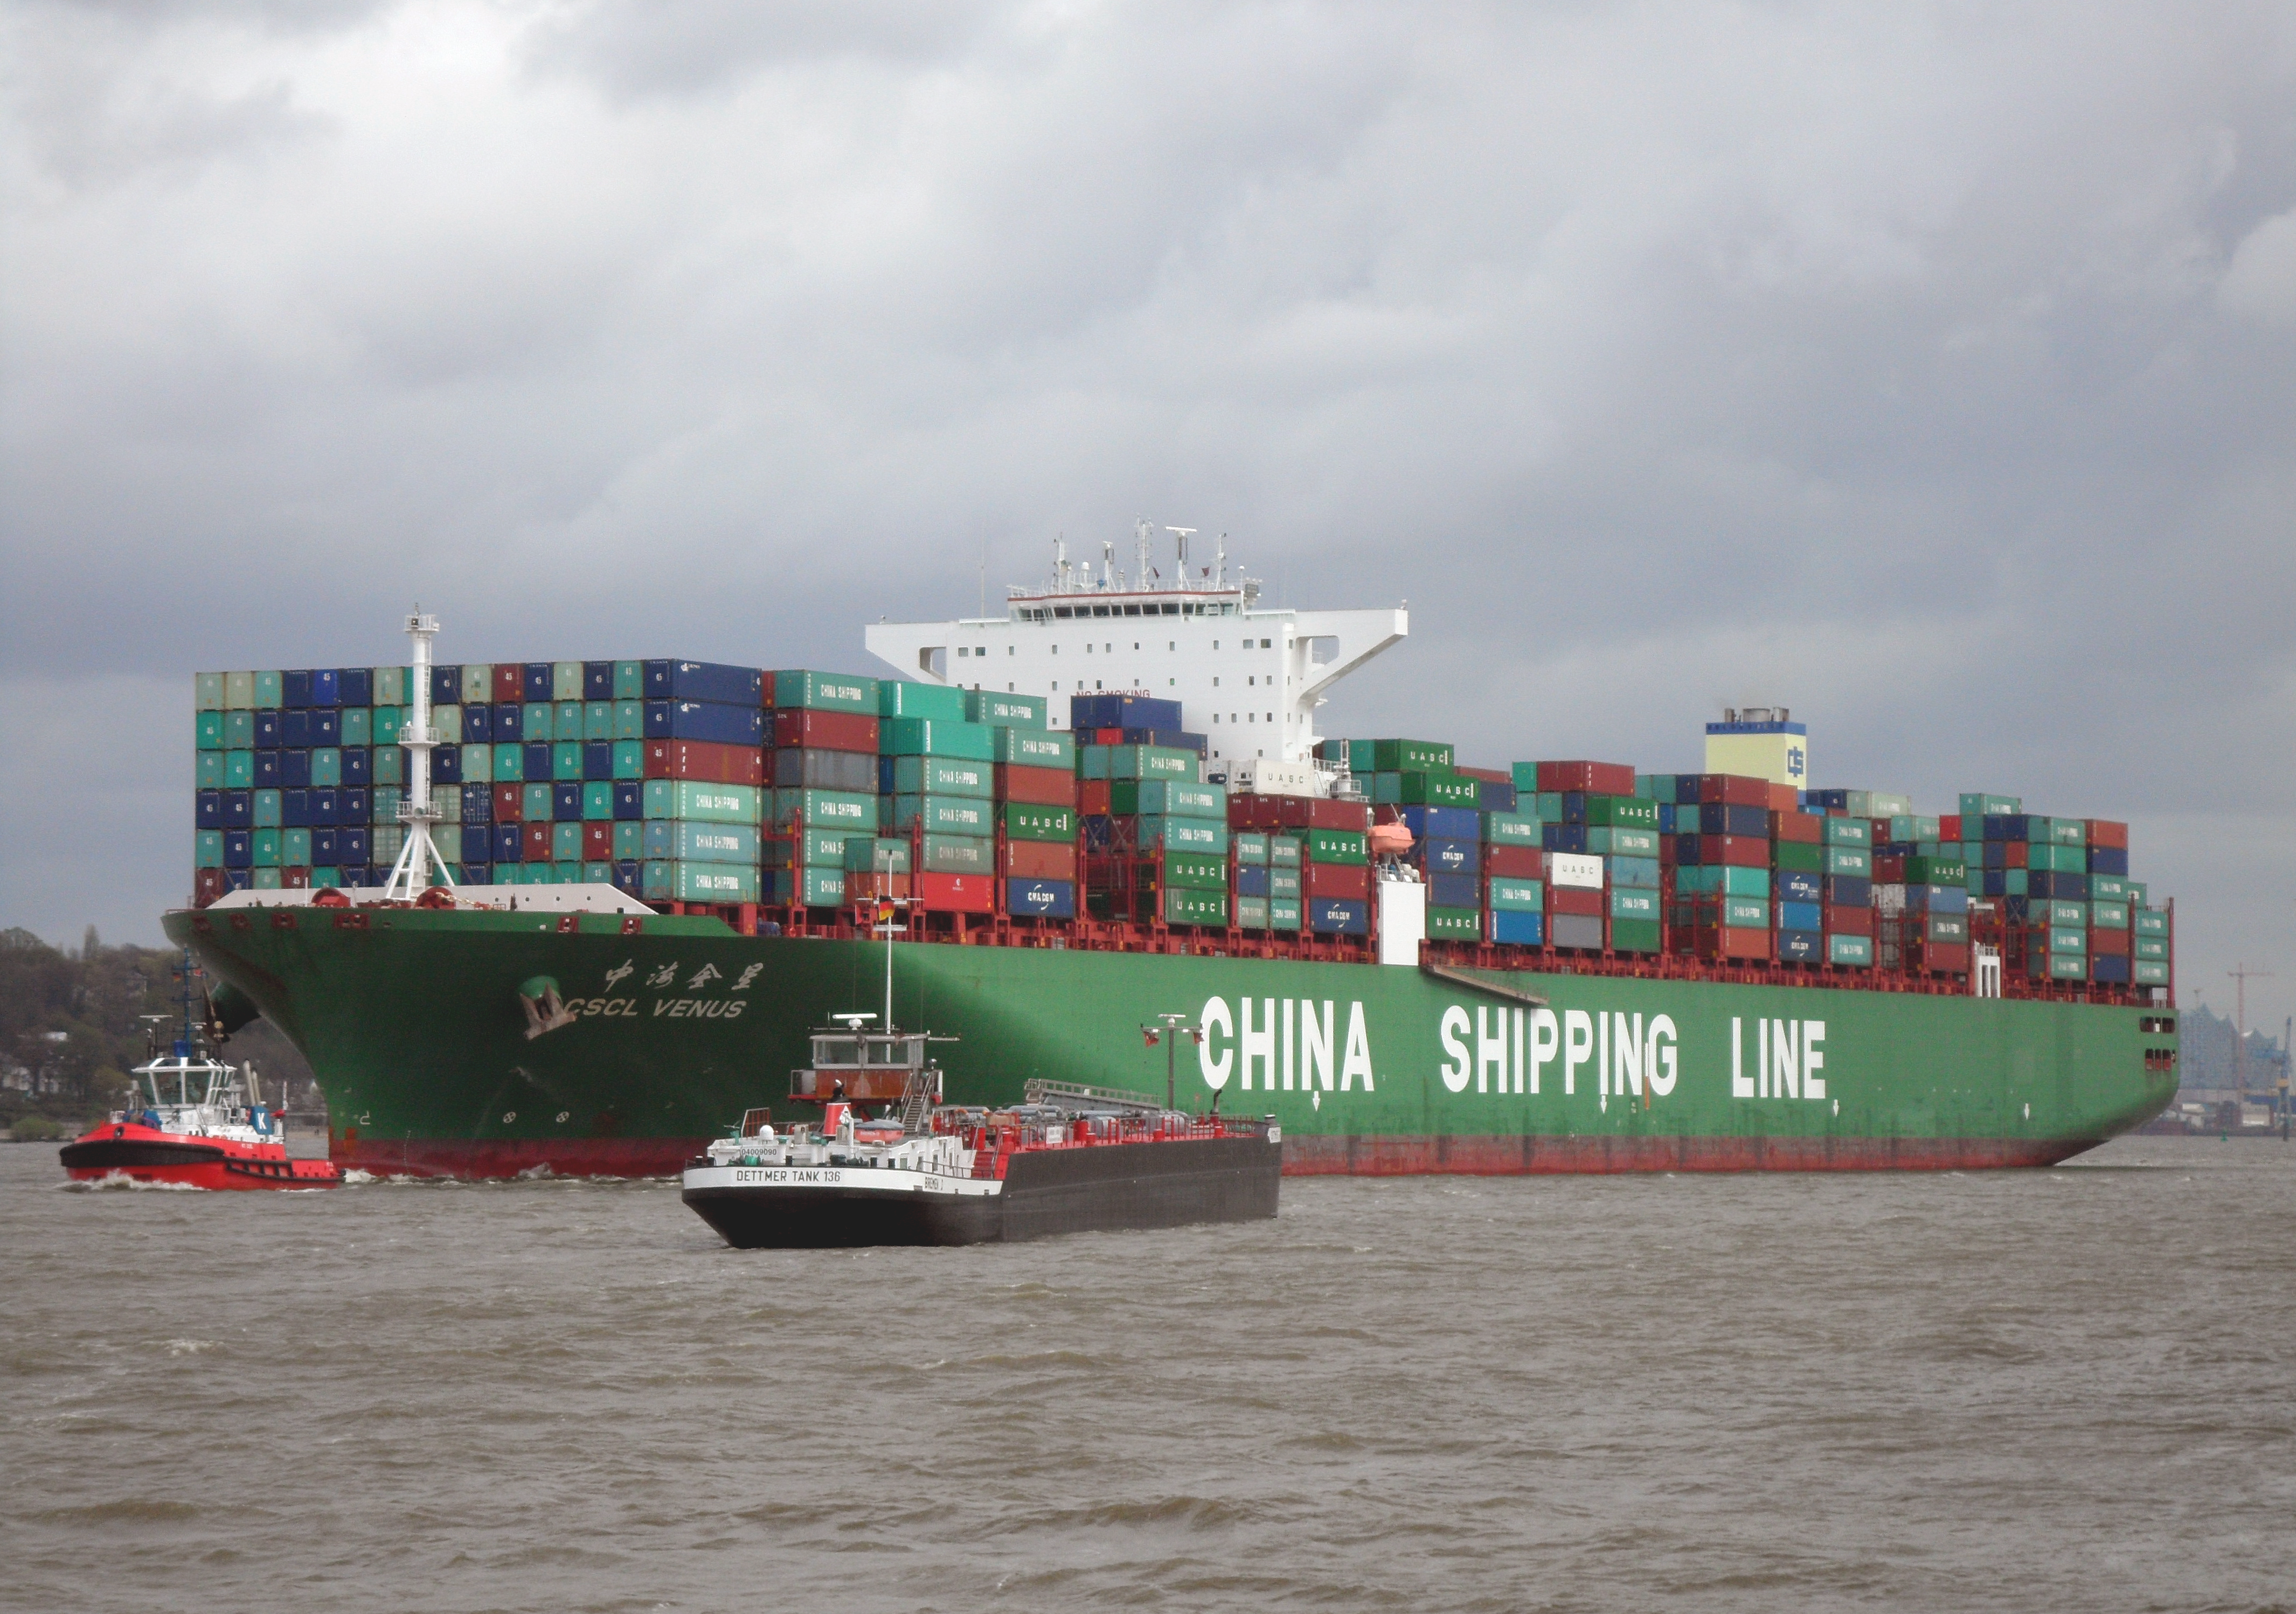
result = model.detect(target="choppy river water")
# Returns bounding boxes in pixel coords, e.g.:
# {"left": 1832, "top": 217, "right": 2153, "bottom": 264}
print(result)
{"left": 4, "top": 1136, "right": 2291, "bottom": 1613}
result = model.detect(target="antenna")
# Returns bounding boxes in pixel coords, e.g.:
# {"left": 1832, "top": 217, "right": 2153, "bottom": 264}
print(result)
{"left": 380, "top": 605, "right": 456, "bottom": 901}
{"left": 1102, "top": 540, "right": 1114, "bottom": 589}
{"left": 2230, "top": 964, "right": 2273, "bottom": 1105}
{"left": 1168, "top": 526, "right": 1195, "bottom": 583}
{"left": 1215, "top": 532, "right": 1227, "bottom": 589}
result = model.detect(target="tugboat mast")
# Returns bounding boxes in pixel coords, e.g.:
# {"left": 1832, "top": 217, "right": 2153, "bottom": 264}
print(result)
{"left": 381, "top": 604, "right": 455, "bottom": 901}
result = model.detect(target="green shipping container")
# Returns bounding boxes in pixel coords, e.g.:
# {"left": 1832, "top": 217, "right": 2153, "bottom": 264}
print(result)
{"left": 2134, "top": 936, "right": 2167, "bottom": 961}
{"left": 775, "top": 671, "right": 879, "bottom": 714}
{"left": 1234, "top": 896, "right": 1271, "bottom": 931}
{"left": 613, "top": 662, "right": 643, "bottom": 701}
{"left": 891, "top": 795, "right": 994, "bottom": 836}
{"left": 1610, "top": 888, "right": 1660, "bottom": 922}
{"left": 2134, "top": 908, "right": 2166, "bottom": 935}
{"left": 1484, "top": 813, "right": 1542, "bottom": 847}
{"left": 1595, "top": 827, "right": 1661, "bottom": 858}
{"left": 580, "top": 702, "right": 612, "bottom": 742}
{"left": 552, "top": 822, "right": 582, "bottom": 862}
{"left": 2089, "top": 875, "right": 2129, "bottom": 902}
{"left": 770, "top": 865, "right": 848, "bottom": 908}
{"left": 998, "top": 803, "right": 1076, "bottom": 844}
{"left": 1232, "top": 831, "right": 1269, "bottom": 865}
{"left": 1109, "top": 745, "right": 1197, "bottom": 781}
{"left": 1904, "top": 857, "right": 1965, "bottom": 884}
{"left": 1163, "top": 851, "right": 1227, "bottom": 891}
{"left": 1269, "top": 897, "right": 1302, "bottom": 932}
{"left": 1487, "top": 877, "right": 1544, "bottom": 912}
{"left": 195, "top": 711, "right": 224, "bottom": 750}
{"left": 1398, "top": 772, "right": 1481, "bottom": 808}
{"left": 1610, "top": 917, "right": 1662, "bottom": 954}
{"left": 774, "top": 789, "right": 872, "bottom": 830}
{"left": 1139, "top": 816, "right": 1229, "bottom": 855}
{"left": 1724, "top": 896, "right": 1771, "bottom": 928}
{"left": 195, "top": 831, "right": 223, "bottom": 868}
{"left": 883, "top": 718, "right": 995, "bottom": 761}
{"left": 222, "top": 711, "right": 255, "bottom": 750}
{"left": 1306, "top": 829, "right": 1367, "bottom": 864}
{"left": 2090, "top": 902, "right": 2129, "bottom": 930}
{"left": 549, "top": 742, "right": 580, "bottom": 782}
{"left": 582, "top": 782, "right": 613, "bottom": 820}
{"left": 523, "top": 783, "right": 552, "bottom": 821}
{"left": 1775, "top": 842, "right": 1823, "bottom": 874}
{"left": 965, "top": 690, "right": 1048, "bottom": 729}
{"left": 1889, "top": 815, "right": 1943, "bottom": 843}
{"left": 891, "top": 756, "right": 993, "bottom": 798}
{"left": 643, "top": 781, "right": 762, "bottom": 823}
{"left": 613, "top": 741, "right": 644, "bottom": 780}
{"left": 2134, "top": 959, "right": 2169, "bottom": 985}
{"left": 341, "top": 708, "right": 373, "bottom": 747}
{"left": 1586, "top": 796, "right": 1660, "bottom": 830}
{"left": 613, "top": 822, "right": 643, "bottom": 862}
{"left": 250, "top": 867, "right": 281, "bottom": 891}
{"left": 1112, "top": 779, "right": 1225, "bottom": 818}
{"left": 1268, "top": 836, "right": 1302, "bottom": 869}
{"left": 2042, "top": 926, "right": 2086, "bottom": 956}
{"left": 522, "top": 704, "right": 552, "bottom": 742}
{"left": 373, "top": 667, "right": 407, "bottom": 706}
{"left": 253, "top": 671, "right": 282, "bottom": 708}
{"left": 374, "top": 706, "right": 405, "bottom": 746}
{"left": 2033, "top": 899, "right": 2085, "bottom": 927}
{"left": 659, "top": 822, "right": 760, "bottom": 865}
{"left": 1823, "top": 846, "right": 1871, "bottom": 877}
{"left": 222, "top": 671, "right": 254, "bottom": 709}
{"left": 843, "top": 837, "right": 911, "bottom": 874}
{"left": 614, "top": 700, "right": 645, "bottom": 741}
{"left": 1829, "top": 935, "right": 1873, "bottom": 968}
{"left": 194, "top": 672, "right": 224, "bottom": 712}
{"left": 1822, "top": 817, "right": 1870, "bottom": 847}
{"left": 2033, "top": 953, "right": 2087, "bottom": 982}
{"left": 1427, "top": 907, "right": 1481, "bottom": 940}
{"left": 1371, "top": 739, "right": 1454, "bottom": 773}
{"left": 921, "top": 834, "right": 994, "bottom": 874}
{"left": 550, "top": 662, "right": 582, "bottom": 702}
{"left": 647, "top": 861, "right": 762, "bottom": 904}
{"left": 1268, "top": 867, "right": 1302, "bottom": 899}
{"left": 992, "top": 728, "right": 1073, "bottom": 768}
{"left": 879, "top": 681, "right": 969, "bottom": 721}
{"left": 1162, "top": 887, "right": 1229, "bottom": 928}
{"left": 196, "top": 753, "right": 224, "bottom": 790}
{"left": 491, "top": 743, "right": 524, "bottom": 782}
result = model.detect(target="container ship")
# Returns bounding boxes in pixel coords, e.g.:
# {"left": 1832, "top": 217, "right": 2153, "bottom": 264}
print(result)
{"left": 167, "top": 527, "right": 2180, "bottom": 1177}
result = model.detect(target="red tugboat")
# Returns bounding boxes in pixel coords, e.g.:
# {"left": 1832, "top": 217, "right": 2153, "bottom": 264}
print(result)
{"left": 59, "top": 954, "right": 342, "bottom": 1190}
{"left": 679, "top": 1015, "right": 1279, "bottom": 1248}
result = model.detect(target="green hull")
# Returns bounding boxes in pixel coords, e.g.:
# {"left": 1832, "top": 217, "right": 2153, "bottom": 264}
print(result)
{"left": 168, "top": 907, "right": 2176, "bottom": 1177}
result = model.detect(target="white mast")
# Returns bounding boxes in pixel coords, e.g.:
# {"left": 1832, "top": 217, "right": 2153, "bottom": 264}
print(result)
{"left": 380, "top": 605, "right": 456, "bottom": 900}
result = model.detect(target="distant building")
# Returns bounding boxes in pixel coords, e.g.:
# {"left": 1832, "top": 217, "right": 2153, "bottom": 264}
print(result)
{"left": 2175, "top": 1003, "right": 2288, "bottom": 1102}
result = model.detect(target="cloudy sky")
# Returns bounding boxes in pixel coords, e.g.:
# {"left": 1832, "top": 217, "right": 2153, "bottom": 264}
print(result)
{"left": 3, "top": 1, "right": 2292, "bottom": 1039}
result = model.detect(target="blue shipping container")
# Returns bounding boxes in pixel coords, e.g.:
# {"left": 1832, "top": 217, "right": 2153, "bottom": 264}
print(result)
{"left": 1309, "top": 898, "right": 1370, "bottom": 935}
{"left": 1401, "top": 805, "right": 1480, "bottom": 841}
{"left": 643, "top": 660, "right": 765, "bottom": 706}
{"left": 1777, "top": 929, "right": 1821, "bottom": 962}
{"left": 1776, "top": 868, "right": 1822, "bottom": 904}
{"left": 1070, "top": 694, "right": 1183, "bottom": 732}
{"left": 1825, "top": 875, "right": 1871, "bottom": 907}
{"left": 643, "top": 700, "right": 766, "bottom": 746}
{"left": 1779, "top": 900, "right": 1823, "bottom": 933}
{"left": 283, "top": 670, "right": 312, "bottom": 707}
{"left": 1428, "top": 871, "right": 1478, "bottom": 909}
{"left": 1489, "top": 909, "right": 1544, "bottom": 947}
{"left": 1423, "top": 838, "right": 1480, "bottom": 875}
{"left": 1235, "top": 865, "right": 1271, "bottom": 899}
{"left": 1006, "top": 878, "right": 1076, "bottom": 920}
{"left": 585, "top": 662, "right": 615, "bottom": 701}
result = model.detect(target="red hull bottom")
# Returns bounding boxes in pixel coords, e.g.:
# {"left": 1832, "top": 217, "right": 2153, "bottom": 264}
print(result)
{"left": 64, "top": 1160, "right": 342, "bottom": 1189}
{"left": 337, "top": 1131, "right": 2100, "bottom": 1181}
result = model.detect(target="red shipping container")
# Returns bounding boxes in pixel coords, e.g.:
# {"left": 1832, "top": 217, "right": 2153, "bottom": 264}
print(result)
{"left": 996, "top": 764, "right": 1076, "bottom": 806}
{"left": 1307, "top": 798, "right": 1373, "bottom": 831}
{"left": 1771, "top": 783, "right": 1800, "bottom": 812}
{"left": 1549, "top": 886, "right": 1604, "bottom": 917}
{"left": 1940, "top": 814, "right": 1964, "bottom": 841}
{"left": 1699, "top": 774, "right": 1771, "bottom": 806}
{"left": 281, "top": 867, "right": 310, "bottom": 888}
{"left": 1825, "top": 905, "right": 1874, "bottom": 937}
{"left": 1709, "top": 925, "right": 1772, "bottom": 960}
{"left": 194, "top": 869, "right": 225, "bottom": 905}
{"left": 760, "top": 670, "right": 774, "bottom": 707}
{"left": 493, "top": 783, "right": 524, "bottom": 823}
{"left": 493, "top": 663, "right": 524, "bottom": 704}
{"left": 2004, "top": 842, "right": 2027, "bottom": 869}
{"left": 916, "top": 872, "right": 995, "bottom": 913}
{"left": 582, "top": 822, "right": 612, "bottom": 861}
{"left": 2090, "top": 928, "right": 2131, "bottom": 956}
{"left": 1700, "top": 834, "right": 1771, "bottom": 868}
{"left": 1228, "top": 795, "right": 1257, "bottom": 829}
{"left": 1483, "top": 844, "right": 1544, "bottom": 879}
{"left": 1911, "top": 942, "right": 1969, "bottom": 972}
{"left": 1454, "top": 764, "right": 1509, "bottom": 785}
{"left": 1303, "top": 862, "right": 1372, "bottom": 900}
{"left": 1872, "top": 854, "right": 1905, "bottom": 883}
{"left": 1090, "top": 728, "right": 1126, "bottom": 745}
{"left": 2085, "top": 818, "right": 2128, "bottom": 849}
{"left": 1000, "top": 840, "right": 1078, "bottom": 879}
{"left": 846, "top": 871, "right": 912, "bottom": 900}
{"left": 1536, "top": 760, "right": 1636, "bottom": 795}
{"left": 644, "top": 739, "right": 765, "bottom": 787}
{"left": 1772, "top": 811, "right": 1822, "bottom": 844}
{"left": 771, "top": 709, "right": 879, "bottom": 753}
{"left": 522, "top": 822, "right": 553, "bottom": 862}
{"left": 1078, "top": 781, "right": 1112, "bottom": 816}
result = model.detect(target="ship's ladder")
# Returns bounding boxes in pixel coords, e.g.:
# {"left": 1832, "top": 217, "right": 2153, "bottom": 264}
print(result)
{"left": 1022, "top": 1079, "right": 1166, "bottom": 1115}
{"left": 897, "top": 1065, "right": 940, "bottom": 1136}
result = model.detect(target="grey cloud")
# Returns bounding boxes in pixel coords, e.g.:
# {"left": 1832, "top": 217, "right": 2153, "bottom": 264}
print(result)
{"left": 1, "top": 1, "right": 2292, "bottom": 1032}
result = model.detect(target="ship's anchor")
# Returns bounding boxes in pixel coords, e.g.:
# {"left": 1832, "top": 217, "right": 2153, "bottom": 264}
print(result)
{"left": 518, "top": 975, "right": 577, "bottom": 1040}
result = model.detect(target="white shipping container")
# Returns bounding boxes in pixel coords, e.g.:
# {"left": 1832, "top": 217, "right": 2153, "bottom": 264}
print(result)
{"left": 1550, "top": 852, "right": 1605, "bottom": 891}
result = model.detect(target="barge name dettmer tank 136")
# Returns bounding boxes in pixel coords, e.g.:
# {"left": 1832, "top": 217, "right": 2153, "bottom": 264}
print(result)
{"left": 168, "top": 533, "right": 2179, "bottom": 1178}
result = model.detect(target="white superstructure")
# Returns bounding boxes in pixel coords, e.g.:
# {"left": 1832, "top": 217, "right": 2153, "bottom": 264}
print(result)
{"left": 863, "top": 522, "right": 1406, "bottom": 770}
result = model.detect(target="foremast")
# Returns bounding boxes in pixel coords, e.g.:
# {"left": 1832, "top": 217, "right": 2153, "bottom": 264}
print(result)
{"left": 380, "top": 605, "right": 455, "bottom": 901}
